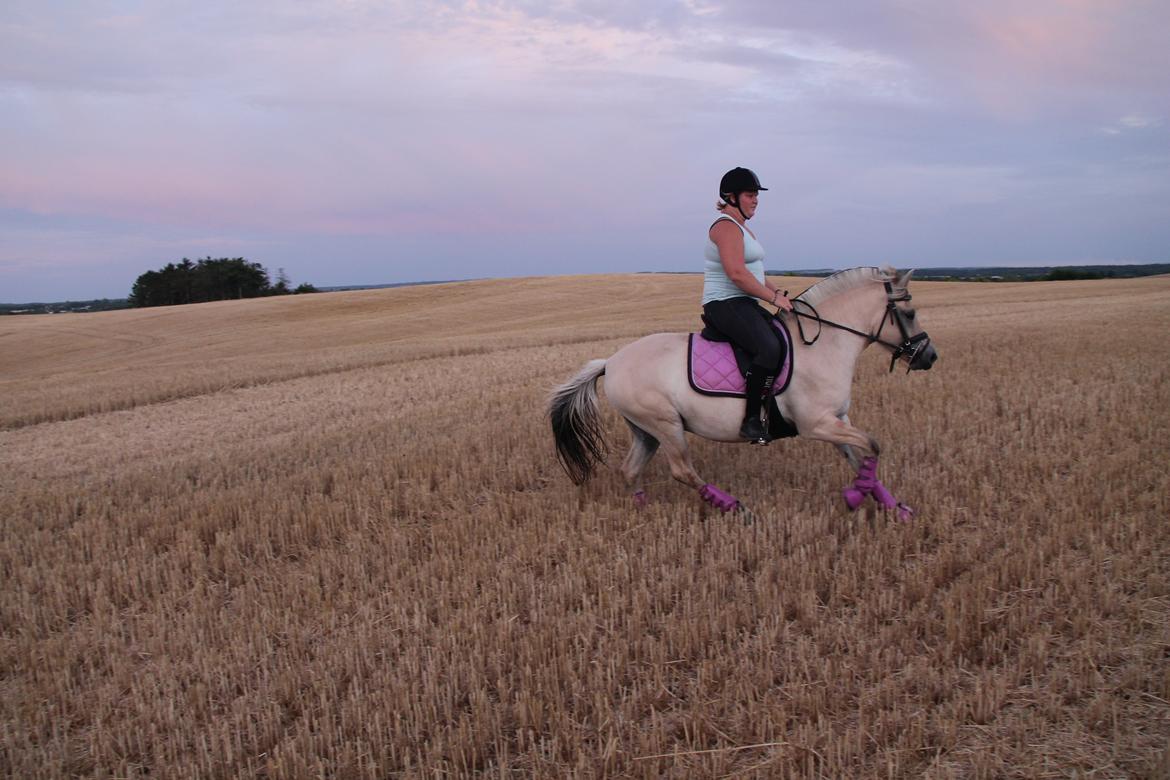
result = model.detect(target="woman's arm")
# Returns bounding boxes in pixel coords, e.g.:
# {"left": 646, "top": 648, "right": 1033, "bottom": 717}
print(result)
{"left": 763, "top": 279, "right": 792, "bottom": 310}
{"left": 711, "top": 221, "right": 792, "bottom": 310}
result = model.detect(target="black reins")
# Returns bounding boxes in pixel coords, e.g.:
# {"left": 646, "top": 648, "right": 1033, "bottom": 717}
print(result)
{"left": 782, "top": 282, "right": 931, "bottom": 373}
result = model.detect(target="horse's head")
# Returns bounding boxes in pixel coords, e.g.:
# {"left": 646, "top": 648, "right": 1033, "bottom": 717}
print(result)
{"left": 883, "top": 268, "right": 937, "bottom": 372}
{"left": 793, "top": 266, "right": 938, "bottom": 372}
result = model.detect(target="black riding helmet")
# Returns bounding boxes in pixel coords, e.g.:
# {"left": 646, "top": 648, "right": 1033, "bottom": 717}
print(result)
{"left": 719, "top": 167, "right": 768, "bottom": 220}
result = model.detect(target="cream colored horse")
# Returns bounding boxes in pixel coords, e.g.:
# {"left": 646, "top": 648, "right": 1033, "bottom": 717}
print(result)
{"left": 549, "top": 267, "right": 937, "bottom": 516}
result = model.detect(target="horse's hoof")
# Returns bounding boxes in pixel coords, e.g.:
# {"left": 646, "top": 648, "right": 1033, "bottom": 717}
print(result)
{"left": 896, "top": 503, "right": 915, "bottom": 522}
{"left": 842, "top": 487, "right": 866, "bottom": 511}
{"left": 633, "top": 490, "right": 648, "bottom": 508}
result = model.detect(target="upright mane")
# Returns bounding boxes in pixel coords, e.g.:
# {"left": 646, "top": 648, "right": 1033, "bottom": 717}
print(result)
{"left": 795, "top": 266, "right": 898, "bottom": 308}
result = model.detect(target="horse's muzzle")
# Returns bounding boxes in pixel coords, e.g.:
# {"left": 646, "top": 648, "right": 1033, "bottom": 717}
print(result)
{"left": 909, "top": 342, "right": 938, "bottom": 371}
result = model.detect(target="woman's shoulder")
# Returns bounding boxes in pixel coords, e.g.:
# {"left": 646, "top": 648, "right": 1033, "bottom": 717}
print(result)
{"left": 709, "top": 215, "right": 743, "bottom": 235}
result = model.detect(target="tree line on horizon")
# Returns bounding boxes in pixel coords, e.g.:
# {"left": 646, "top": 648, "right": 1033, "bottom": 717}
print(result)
{"left": 128, "top": 257, "right": 318, "bottom": 308}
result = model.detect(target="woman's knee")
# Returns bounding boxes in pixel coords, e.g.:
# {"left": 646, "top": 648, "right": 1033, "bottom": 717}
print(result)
{"left": 753, "top": 338, "right": 782, "bottom": 369}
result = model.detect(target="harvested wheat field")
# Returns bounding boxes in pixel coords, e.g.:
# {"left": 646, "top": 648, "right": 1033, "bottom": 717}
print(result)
{"left": 1, "top": 273, "right": 1168, "bottom": 778}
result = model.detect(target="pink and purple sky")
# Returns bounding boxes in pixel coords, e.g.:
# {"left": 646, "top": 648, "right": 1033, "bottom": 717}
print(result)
{"left": 2, "top": 1, "right": 1168, "bottom": 301}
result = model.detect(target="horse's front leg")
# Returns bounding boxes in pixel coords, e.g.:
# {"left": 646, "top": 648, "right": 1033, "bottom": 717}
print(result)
{"left": 834, "top": 413, "right": 862, "bottom": 472}
{"left": 799, "top": 412, "right": 879, "bottom": 457}
{"left": 799, "top": 413, "right": 913, "bottom": 520}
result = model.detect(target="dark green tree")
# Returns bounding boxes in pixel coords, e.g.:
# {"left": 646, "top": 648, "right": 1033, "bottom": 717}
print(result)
{"left": 272, "top": 267, "right": 291, "bottom": 295}
{"left": 1045, "top": 267, "right": 1105, "bottom": 281}
{"left": 129, "top": 257, "right": 288, "bottom": 307}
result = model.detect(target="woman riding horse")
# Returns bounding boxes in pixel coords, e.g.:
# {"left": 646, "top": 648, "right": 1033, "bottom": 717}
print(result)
{"left": 703, "top": 167, "right": 793, "bottom": 442}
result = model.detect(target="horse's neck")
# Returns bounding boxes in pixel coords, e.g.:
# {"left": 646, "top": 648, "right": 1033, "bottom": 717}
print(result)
{"left": 825, "top": 283, "right": 885, "bottom": 330}
{"left": 808, "top": 284, "right": 885, "bottom": 368}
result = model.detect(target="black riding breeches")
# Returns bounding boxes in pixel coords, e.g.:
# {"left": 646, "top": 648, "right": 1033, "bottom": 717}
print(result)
{"left": 702, "top": 296, "right": 785, "bottom": 371}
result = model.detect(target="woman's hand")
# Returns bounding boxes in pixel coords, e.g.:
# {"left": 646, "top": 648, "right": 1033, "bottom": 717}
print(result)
{"left": 771, "top": 290, "right": 793, "bottom": 312}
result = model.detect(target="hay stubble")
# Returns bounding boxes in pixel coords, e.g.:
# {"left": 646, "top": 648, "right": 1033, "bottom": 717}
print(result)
{"left": 1, "top": 275, "right": 1168, "bottom": 777}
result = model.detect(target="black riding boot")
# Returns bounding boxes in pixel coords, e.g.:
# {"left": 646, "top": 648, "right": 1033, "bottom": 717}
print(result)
{"left": 739, "top": 369, "right": 770, "bottom": 443}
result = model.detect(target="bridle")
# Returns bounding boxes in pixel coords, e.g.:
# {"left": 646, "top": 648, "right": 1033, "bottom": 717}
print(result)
{"left": 785, "top": 282, "right": 932, "bottom": 373}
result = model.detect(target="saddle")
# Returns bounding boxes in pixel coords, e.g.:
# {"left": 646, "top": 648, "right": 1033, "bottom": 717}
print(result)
{"left": 688, "top": 314, "right": 799, "bottom": 439}
{"left": 689, "top": 315, "right": 793, "bottom": 397}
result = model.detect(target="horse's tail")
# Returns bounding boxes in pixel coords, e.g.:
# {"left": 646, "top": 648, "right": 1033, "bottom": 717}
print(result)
{"left": 549, "top": 358, "right": 609, "bottom": 485}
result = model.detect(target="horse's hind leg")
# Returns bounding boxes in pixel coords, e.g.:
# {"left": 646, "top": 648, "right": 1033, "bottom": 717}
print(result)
{"left": 632, "top": 413, "right": 740, "bottom": 513}
{"left": 622, "top": 419, "right": 659, "bottom": 507}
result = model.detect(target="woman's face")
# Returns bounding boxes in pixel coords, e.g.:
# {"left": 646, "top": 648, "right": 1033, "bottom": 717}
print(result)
{"left": 737, "top": 190, "right": 759, "bottom": 219}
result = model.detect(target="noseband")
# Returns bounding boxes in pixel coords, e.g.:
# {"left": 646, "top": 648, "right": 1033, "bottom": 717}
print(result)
{"left": 787, "top": 282, "right": 931, "bottom": 372}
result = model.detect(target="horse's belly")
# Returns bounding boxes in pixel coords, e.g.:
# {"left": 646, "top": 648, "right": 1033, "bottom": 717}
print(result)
{"left": 679, "top": 400, "right": 747, "bottom": 442}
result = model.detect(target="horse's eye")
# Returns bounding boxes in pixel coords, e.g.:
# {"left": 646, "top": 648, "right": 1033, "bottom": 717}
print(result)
{"left": 907, "top": 311, "right": 916, "bottom": 321}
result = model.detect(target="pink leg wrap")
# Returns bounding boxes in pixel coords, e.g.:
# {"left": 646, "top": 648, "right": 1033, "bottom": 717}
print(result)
{"left": 842, "top": 457, "right": 877, "bottom": 510}
{"left": 871, "top": 480, "right": 897, "bottom": 509}
{"left": 632, "top": 489, "right": 648, "bottom": 508}
{"left": 842, "top": 457, "right": 914, "bottom": 519}
{"left": 699, "top": 484, "right": 740, "bottom": 513}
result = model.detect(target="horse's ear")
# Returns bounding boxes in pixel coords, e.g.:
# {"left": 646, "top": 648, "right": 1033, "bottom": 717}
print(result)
{"left": 896, "top": 268, "right": 915, "bottom": 286}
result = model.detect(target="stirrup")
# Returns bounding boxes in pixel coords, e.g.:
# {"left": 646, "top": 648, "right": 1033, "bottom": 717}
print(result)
{"left": 739, "top": 417, "right": 770, "bottom": 445}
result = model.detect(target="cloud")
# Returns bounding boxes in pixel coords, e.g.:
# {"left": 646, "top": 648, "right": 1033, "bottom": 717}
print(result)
{"left": 1, "top": 1, "right": 1168, "bottom": 300}
{"left": 1101, "top": 113, "right": 1161, "bottom": 134}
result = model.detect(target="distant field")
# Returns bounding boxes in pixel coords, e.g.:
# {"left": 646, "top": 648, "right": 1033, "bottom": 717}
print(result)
{"left": 1, "top": 274, "right": 1168, "bottom": 777}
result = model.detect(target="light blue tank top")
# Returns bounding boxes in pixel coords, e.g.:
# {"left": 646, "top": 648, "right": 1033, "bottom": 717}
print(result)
{"left": 702, "top": 215, "right": 765, "bottom": 304}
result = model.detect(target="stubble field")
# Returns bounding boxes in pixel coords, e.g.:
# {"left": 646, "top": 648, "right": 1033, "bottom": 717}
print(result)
{"left": 1, "top": 273, "right": 1168, "bottom": 778}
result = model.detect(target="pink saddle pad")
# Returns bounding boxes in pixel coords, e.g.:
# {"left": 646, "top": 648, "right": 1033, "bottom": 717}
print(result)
{"left": 688, "top": 318, "right": 793, "bottom": 397}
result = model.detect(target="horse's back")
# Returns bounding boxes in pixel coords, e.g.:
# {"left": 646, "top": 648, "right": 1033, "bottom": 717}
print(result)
{"left": 607, "top": 331, "right": 687, "bottom": 380}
